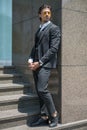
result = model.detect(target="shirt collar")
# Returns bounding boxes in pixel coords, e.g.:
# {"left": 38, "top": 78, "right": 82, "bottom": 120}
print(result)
{"left": 39, "top": 21, "right": 51, "bottom": 31}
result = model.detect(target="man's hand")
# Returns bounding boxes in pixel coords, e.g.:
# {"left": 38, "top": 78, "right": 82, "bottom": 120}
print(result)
{"left": 33, "top": 62, "right": 40, "bottom": 70}
{"left": 28, "top": 63, "right": 34, "bottom": 70}
{"left": 28, "top": 62, "right": 40, "bottom": 71}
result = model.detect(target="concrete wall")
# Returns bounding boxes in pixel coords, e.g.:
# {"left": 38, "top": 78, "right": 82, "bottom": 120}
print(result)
{"left": 62, "top": 0, "right": 87, "bottom": 124}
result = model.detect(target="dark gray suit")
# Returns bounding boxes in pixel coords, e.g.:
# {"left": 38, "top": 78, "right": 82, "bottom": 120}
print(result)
{"left": 30, "top": 22, "right": 61, "bottom": 117}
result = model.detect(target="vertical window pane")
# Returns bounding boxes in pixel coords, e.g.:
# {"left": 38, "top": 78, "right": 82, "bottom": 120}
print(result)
{"left": 0, "top": 0, "right": 12, "bottom": 65}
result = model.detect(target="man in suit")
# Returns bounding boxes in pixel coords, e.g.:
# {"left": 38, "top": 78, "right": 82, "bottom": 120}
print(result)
{"left": 28, "top": 4, "right": 61, "bottom": 127}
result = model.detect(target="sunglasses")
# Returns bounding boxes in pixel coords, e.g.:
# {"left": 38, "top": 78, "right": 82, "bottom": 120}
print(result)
{"left": 42, "top": 11, "right": 51, "bottom": 16}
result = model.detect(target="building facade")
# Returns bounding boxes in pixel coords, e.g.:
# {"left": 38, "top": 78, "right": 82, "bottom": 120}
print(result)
{"left": 0, "top": 0, "right": 87, "bottom": 129}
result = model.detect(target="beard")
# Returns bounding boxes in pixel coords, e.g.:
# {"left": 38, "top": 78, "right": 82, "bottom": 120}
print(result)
{"left": 44, "top": 17, "right": 50, "bottom": 22}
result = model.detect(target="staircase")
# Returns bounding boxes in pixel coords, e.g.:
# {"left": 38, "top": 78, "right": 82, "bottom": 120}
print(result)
{"left": 1, "top": 66, "right": 86, "bottom": 130}
{"left": 0, "top": 66, "right": 40, "bottom": 130}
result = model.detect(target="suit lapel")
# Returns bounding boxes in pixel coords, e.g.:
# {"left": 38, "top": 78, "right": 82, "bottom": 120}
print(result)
{"left": 36, "top": 22, "right": 52, "bottom": 45}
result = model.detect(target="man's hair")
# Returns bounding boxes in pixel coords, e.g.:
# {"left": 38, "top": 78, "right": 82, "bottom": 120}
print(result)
{"left": 38, "top": 4, "right": 52, "bottom": 14}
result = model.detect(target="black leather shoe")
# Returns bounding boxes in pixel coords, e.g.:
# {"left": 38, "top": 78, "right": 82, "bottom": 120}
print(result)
{"left": 31, "top": 117, "right": 48, "bottom": 126}
{"left": 49, "top": 116, "right": 58, "bottom": 127}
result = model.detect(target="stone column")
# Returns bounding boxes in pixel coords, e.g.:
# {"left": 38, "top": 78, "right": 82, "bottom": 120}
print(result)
{"left": 62, "top": 0, "right": 87, "bottom": 123}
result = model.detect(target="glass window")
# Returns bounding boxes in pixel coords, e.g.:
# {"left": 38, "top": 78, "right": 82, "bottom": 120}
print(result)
{"left": 0, "top": 0, "right": 12, "bottom": 65}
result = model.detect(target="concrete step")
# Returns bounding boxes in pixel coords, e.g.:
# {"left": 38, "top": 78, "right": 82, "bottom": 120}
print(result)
{"left": 0, "top": 109, "right": 40, "bottom": 129}
{"left": 2, "top": 120, "right": 87, "bottom": 130}
{"left": 0, "top": 66, "right": 15, "bottom": 74}
{"left": 0, "top": 93, "right": 39, "bottom": 111}
{"left": 2, "top": 124, "right": 49, "bottom": 130}
{"left": 0, "top": 83, "right": 33, "bottom": 96}
{"left": 0, "top": 73, "right": 22, "bottom": 84}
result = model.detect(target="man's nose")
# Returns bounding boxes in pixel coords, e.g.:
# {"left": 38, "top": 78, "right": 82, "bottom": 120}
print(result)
{"left": 45, "top": 12, "right": 49, "bottom": 16}
{"left": 46, "top": 12, "right": 49, "bottom": 15}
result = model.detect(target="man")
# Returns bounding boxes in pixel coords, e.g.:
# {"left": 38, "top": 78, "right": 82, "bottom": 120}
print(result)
{"left": 28, "top": 4, "right": 61, "bottom": 127}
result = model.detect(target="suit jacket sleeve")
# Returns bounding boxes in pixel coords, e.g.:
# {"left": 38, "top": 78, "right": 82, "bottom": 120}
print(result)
{"left": 29, "top": 46, "right": 35, "bottom": 59}
{"left": 40, "top": 26, "right": 61, "bottom": 64}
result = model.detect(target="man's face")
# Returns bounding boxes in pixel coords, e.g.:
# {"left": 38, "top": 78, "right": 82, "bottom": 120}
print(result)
{"left": 39, "top": 8, "right": 51, "bottom": 23}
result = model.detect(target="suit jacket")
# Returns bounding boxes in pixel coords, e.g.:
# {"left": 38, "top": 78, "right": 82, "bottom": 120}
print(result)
{"left": 30, "top": 22, "right": 61, "bottom": 68}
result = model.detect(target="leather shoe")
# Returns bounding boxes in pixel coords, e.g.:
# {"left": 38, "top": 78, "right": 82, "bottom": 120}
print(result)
{"left": 31, "top": 117, "right": 48, "bottom": 126}
{"left": 49, "top": 116, "right": 58, "bottom": 127}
